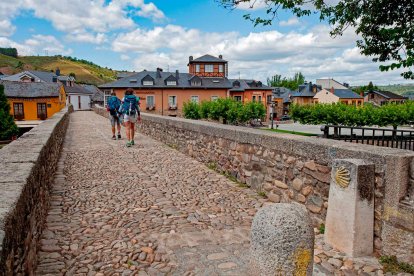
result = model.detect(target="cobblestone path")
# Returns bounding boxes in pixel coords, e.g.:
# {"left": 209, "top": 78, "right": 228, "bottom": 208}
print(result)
{"left": 36, "top": 112, "right": 385, "bottom": 276}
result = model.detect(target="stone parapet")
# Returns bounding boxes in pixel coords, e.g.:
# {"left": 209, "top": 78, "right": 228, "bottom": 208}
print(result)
{"left": 94, "top": 106, "right": 414, "bottom": 262}
{"left": 0, "top": 105, "right": 72, "bottom": 274}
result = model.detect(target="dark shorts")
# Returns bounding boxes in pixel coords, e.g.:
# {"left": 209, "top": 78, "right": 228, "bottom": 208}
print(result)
{"left": 110, "top": 115, "right": 121, "bottom": 127}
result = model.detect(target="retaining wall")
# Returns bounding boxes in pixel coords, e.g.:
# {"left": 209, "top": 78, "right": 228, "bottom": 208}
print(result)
{"left": 0, "top": 106, "right": 72, "bottom": 275}
{"left": 94, "top": 106, "right": 414, "bottom": 262}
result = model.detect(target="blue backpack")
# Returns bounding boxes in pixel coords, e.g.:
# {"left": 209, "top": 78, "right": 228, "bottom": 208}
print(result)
{"left": 108, "top": 96, "right": 121, "bottom": 116}
{"left": 122, "top": 95, "right": 139, "bottom": 116}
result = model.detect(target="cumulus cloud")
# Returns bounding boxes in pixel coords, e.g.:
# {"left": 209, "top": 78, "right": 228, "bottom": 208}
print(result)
{"left": 0, "top": 0, "right": 165, "bottom": 43}
{"left": 279, "top": 17, "right": 300, "bottom": 27}
{"left": 112, "top": 24, "right": 409, "bottom": 85}
{"left": 66, "top": 32, "right": 107, "bottom": 44}
{"left": 235, "top": 0, "right": 269, "bottom": 10}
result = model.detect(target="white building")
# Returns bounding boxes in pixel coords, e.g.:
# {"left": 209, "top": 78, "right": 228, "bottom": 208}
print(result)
{"left": 65, "top": 84, "right": 94, "bottom": 111}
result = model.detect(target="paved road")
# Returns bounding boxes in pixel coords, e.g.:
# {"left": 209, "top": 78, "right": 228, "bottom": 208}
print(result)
{"left": 36, "top": 112, "right": 383, "bottom": 275}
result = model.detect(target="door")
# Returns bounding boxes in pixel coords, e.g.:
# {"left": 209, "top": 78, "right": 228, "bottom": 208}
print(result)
{"left": 37, "top": 103, "right": 47, "bottom": 120}
{"left": 13, "top": 103, "right": 24, "bottom": 120}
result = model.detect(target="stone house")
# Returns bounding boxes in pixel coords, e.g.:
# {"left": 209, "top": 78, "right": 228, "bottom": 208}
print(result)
{"left": 364, "top": 90, "right": 407, "bottom": 106}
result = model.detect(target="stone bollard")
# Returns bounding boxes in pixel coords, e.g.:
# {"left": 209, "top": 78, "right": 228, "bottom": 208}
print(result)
{"left": 325, "top": 159, "right": 375, "bottom": 257}
{"left": 250, "top": 203, "right": 314, "bottom": 276}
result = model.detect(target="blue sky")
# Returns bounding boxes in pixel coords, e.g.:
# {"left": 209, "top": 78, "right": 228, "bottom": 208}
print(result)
{"left": 0, "top": 0, "right": 411, "bottom": 85}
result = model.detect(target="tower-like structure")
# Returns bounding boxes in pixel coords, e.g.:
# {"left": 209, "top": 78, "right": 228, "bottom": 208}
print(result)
{"left": 188, "top": 54, "right": 228, "bottom": 78}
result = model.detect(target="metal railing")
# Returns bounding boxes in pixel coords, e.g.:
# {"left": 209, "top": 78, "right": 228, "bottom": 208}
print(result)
{"left": 321, "top": 125, "right": 414, "bottom": 151}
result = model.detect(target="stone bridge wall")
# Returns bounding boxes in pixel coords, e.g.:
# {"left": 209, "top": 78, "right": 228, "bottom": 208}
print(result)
{"left": 94, "top": 106, "right": 414, "bottom": 262}
{"left": 0, "top": 106, "right": 72, "bottom": 275}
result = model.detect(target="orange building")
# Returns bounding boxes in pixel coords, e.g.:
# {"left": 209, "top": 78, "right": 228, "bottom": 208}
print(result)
{"left": 2, "top": 81, "right": 66, "bottom": 121}
{"left": 229, "top": 79, "right": 282, "bottom": 120}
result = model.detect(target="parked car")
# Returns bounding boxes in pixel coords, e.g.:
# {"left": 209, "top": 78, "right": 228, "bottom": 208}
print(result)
{"left": 280, "top": 115, "right": 290, "bottom": 121}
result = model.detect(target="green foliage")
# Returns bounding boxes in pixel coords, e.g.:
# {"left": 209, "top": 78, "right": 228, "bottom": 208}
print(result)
{"left": 267, "top": 72, "right": 305, "bottom": 91}
{"left": 353, "top": 81, "right": 379, "bottom": 95}
{"left": 218, "top": 0, "right": 414, "bottom": 79}
{"left": 379, "top": 255, "right": 414, "bottom": 274}
{"left": 183, "top": 101, "right": 201, "bottom": 119}
{"left": 0, "top": 85, "right": 19, "bottom": 140}
{"left": 290, "top": 102, "right": 414, "bottom": 128}
{"left": 318, "top": 223, "right": 325, "bottom": 234}
{"left": 184, "top": 98, "right": 266, "bottom": 125}
{"left": 0, "top": 47, "right": 18, "bottom": 58}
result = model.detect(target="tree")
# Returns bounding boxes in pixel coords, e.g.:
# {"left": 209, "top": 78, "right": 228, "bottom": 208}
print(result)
{"left": 0, "top": 85, "right": 19, "bottom": 140}
{"left": 352, "top": 81, "right": 379, "bottom": 95}
{"left": 218, "top": 0, "right": 414, "bottom": 79}
{"left": 0, "top": 47, "right": 18, "bottom": 58}
{"left": 267, "top": 72, "right": 305, "bottom": 90}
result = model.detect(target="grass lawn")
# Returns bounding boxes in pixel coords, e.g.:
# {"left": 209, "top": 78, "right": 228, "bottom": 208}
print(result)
{"left": 263, "top": 128, "right": 318, "bottom": 137}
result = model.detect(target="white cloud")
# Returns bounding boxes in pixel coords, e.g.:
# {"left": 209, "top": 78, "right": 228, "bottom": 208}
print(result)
{"left": 120, "top": 54, "right": 131, "bottom": 61}
{"left": 66, "top": 32, "right": 107, "bottom": 44}
{"left": 279, "top": 17, "right": 300, "bottom": 27}
{"left": 235, "top": 0, "right": 269, "bottom": 10}
{"left": 112, "top": 24, "right": 410, "bottom": 85}
{"left": 0, "top": 34, "right": 72, "bottom": 56}
{"left": 0, "top": 0, "right": 165, "bottom": 43}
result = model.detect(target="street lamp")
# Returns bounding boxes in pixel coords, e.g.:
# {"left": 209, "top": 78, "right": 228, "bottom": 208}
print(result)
{"left": 270, "top": 102, "right": 275, "bottom": 129}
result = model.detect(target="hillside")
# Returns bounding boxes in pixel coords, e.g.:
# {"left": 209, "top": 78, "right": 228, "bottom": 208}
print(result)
{"left": 0, "top": 54, "right": 116, "bottom": 85}
{"left": 377, "top": 84, "right": 414, "bottom": 96}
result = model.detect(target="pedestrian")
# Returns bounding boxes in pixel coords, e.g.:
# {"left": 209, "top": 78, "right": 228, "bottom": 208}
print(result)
{"left": 106, "top": 91, "right": 122, "bottom": 140}
{"left": 120, "top": 88, "right": 141, "bottom": 147}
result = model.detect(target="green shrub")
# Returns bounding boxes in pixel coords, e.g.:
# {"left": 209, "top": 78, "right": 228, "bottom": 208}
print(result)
{"left": 183, "top": 101, "right": 201, "bottom": 120}
{"left": 0, "top": 85, "right": 19, "bottom": 140}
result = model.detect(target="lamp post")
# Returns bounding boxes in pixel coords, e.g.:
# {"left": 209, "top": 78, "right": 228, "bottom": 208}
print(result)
{"left": 270, "top": 102, "right": 275, "bottom": 129}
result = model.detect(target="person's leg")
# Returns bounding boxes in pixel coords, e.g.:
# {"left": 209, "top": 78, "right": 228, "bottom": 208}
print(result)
{"left": 116, "top": 119, "right": 121, "bottom": 138}
{"left": 110, "top": 116, "right": 116, "bottom": 139}
{"left": 130, "top": 122, "right": 135, "bottom": 143}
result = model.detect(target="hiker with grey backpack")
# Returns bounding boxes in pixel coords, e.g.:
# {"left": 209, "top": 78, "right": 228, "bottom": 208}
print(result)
{"left": 119, "top": 88, "right": 141, "bottom": 147}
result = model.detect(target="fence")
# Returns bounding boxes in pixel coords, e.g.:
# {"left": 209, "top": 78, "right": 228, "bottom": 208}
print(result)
{"left": 321, "top": 125, "right": 414, "bottom": 151}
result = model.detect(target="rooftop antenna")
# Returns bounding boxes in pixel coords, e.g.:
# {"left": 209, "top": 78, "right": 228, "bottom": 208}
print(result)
{"left": 167, "top": 64, "right": 170, "bottom": 72}
{"left": 238, "top": 71, "right": 240, "bottom": 80}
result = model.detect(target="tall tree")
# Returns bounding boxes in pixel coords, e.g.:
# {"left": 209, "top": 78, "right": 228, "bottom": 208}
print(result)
{"left": 218, "top": 0, "right": 414, "bottom": 79}
{"left": 267, "top": 72, "right": 305, "bottom": 90}
{"left": 0, "top": 85, "right": 19, "bottom": 140}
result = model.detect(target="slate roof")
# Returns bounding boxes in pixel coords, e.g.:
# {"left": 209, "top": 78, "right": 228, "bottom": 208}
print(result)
{"left": 272, "top": 87, "right": 294, "bottom": 103}
{"left": 64, "top": 84, "right": 94, "bottom": 95}
{"left": 1, "top": 80, "right": 62, "bottom": 98}
{"left": 333, "top": 89, "right": 363, "bottom": 99}
{"left": 191, "top": 54, "right": 227, "bottom": 63}
{"left": 2, "top": 70, "right": 75, "bottom": 83}
{"left": 292, "top": 82, "right": 321, "bottom": 97}
{"left": 82, "top": 85, "right": 104, "bottom": 102}
{"left": 117, "top": 72, "right": 136, "bottom": 79}
{"left": 99, "top": 70, "right": 232, "bottom": 89}
{"left": 229, "top": 79, "right": 272, "bottom": 92}
{"left": 369, "top": 90, "right": 407, "bottom": 99}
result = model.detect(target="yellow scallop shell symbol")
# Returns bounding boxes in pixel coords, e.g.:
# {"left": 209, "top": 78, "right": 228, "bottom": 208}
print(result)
{"left": 335, "top": 166, "right": 350, "bottom": 188}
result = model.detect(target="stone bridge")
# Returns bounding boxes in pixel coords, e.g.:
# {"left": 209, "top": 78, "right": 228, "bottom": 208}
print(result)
{"left": 1, "top": 107, "right": 413, "bottom": 275}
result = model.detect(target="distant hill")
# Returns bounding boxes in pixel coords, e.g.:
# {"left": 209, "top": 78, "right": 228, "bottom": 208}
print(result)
{"left": 0, "top": 54, "right": 117, "bottom": 85}
{"left": 377, "top": 84, "right": 414, "bottom": 96}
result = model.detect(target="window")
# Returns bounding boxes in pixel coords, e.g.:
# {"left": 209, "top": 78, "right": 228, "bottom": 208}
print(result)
{"left": 191, "top": 96, "right": 199, "bottom": 103}
{"left": 13, "top": 103, "right": 24, "bottom": 119}
{"left": 357, "top": 101, "right": 362, "bottom": 106}
{"left": 234, "top": 96, "right": 242, "bottom": 102}
{"left": 205, "top": 64, "right": 213, "bottom": 72}
{"left": 258, "top": 96, "right": 262, "bottom": 103}
{"left": 104, "top": 90, "right": 111, "bottom": 106}
{"left": 37, "top": 103, "right": 47, "bottom": 119}
{"left": 147, "top": 95, "right": 155, "bottom": 108}
{"left": 252, "top": 96, "right": 256, "bottom": 102}
{"left": 219, "top": 65, "right": 223, "bottom": 73}
{"left": 191, "top": 80, "right": 201, "bottom": 86}
{"left": 195, "top": 64, "right": 200, "bottom": 73}
{"left": 143, "top": 80, "right": 154, "bottom": 86}
{"left": 267, "top": 95, "right": 272, "bottom": 104}
{"left": 168, "top": 96, "right": 177, "bottom": 108}
{"left": 166, "top": 81, "right": 177, "bottom": 86}
{"left": 211, "top": 96, "right": 218, "bottom": 101}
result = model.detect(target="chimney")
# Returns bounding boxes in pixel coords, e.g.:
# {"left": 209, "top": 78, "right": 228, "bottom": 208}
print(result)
{"left": 156, "top": 67, "right": 162, "bottom": 78}
{"left": 219, "top": 54, "right": 223, "bottom": 59}
{"left": 312, "top": 84, "right": 317, "bottom": 93}
{"left": 55, "top": 68, "right": 60, "bottom": 76}
{"left": 175, "top": 69, "right": 179, "bottom": 80}
{"left": 330, "top": 87, "right": 335, "bottom": 94}
{"left": 343, "top": 82, "right": 349, "bottom": 88}
{"left": 189, "top": 56, "right": 193, "bottom": 62}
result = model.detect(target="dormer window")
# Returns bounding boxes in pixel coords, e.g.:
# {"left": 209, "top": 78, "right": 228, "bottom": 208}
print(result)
{"left": 165, "top": 74, "right": 177, "bottom": 86}
{"left": 166, "top": 81, "right": 176, "bottom": 86}
{"left": 205, "top": 64, "right": 213, "bottom": 72}
{"left": 130, "top": 79, "right": 137, "bottom": 83}
{"left": 233, "top": 80, "right": 240, "bottom": 87}
{"left": 190, "top": 75, "right": 202, "bottom": 86}
{"left": 142, "top": 74, "right": 154, "bottom": 86}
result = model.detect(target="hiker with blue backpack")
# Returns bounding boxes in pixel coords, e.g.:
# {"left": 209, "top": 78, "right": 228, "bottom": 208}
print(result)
{"left": 120, "top": 88, "right": 141, "bottom": 147}
{"left": 106, "top": 92, "right": 122, "bottom": 140}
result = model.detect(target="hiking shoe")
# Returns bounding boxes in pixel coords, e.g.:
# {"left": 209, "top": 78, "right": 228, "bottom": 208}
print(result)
{"left": 131, "top": 140, "right": 135, "bottom": 145}
{"left": 112, "top": 135, "right": 116, "bottom": 140}
{"left": 126, "top": 141, "right": 132, "bottom": 147}
{"left": 118, "top": 133, "right": 121, "bottom": 139}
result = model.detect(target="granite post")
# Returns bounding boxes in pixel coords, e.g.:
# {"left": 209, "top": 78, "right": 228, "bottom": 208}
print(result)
{"left": 250, "top": 203, "right": 314, "bottom": 275}
{"left": 325, "top": 159, "right": 375, "bottom": 257}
